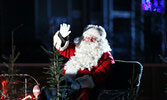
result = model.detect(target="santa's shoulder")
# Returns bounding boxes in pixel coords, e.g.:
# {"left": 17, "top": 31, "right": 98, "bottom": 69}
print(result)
{"left": 102, "top": 51, "right": 112, "bottom": 57}
{"left": 101, "top": 52, "right": 115, "bottom": 63}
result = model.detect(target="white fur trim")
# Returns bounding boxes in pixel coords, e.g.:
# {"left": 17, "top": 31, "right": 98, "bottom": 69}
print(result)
{"left": 73, "top": 37, "right": 81, "bottom": 44}
{"left": 53, "top": 31, "right": 69, "bottom": 51}
{"left": 83, "top": 28, "right": 102, "bottom": 41}
{"left": 76, "top": 75, "right": 95, "bottom": 88}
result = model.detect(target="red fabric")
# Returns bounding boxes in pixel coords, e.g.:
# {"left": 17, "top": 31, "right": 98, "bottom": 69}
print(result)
{"left": 72, "top": 88, "right": 90, "bottom": 100}
{"left": 58, "top": 43, "right": 76, "bottom": 59}
{"left": 58, "top": 43, "right": 115, "bottom": 99}
{"left": 0, "top": 77, "right": 8, "bottom": 100}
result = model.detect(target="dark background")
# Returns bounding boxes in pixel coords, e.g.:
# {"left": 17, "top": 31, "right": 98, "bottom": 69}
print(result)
{"left": 0, "top": 0, "right": 166, "bottom": 63}
{"left": 0, "top": 0, "right": 167, "bottom": 100}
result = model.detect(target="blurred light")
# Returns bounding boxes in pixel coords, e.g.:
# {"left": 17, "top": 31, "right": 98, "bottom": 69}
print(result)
{"left": 0, "top": 80, "right": 8, "bottom": 99}
{"left": 141, "top": 0, "right": 164, "bottom": 13}
{"left": 21, "top": 95, "right": 33, "bottom": 100}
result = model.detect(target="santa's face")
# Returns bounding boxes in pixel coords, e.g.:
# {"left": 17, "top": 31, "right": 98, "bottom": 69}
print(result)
{"left": 83, "top": 28, "right": 101, "bottom": 42}
{"left": 84, "top": 35, "right": 97, "bottom": 42}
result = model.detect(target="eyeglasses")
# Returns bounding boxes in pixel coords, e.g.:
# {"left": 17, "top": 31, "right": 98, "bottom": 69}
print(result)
{"left": 84, "top": 35, "right": 97, "bottom": 42}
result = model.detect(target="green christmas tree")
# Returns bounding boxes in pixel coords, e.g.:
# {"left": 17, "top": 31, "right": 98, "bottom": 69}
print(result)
{"left": 41, "top": 46, "right": 68, "bottom": 100}
{"left": 0, "top": 24, "right": 24, "bottom": 99}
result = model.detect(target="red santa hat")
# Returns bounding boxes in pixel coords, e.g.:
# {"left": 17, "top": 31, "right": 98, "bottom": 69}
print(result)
{"left": 82, "top": 25, "right": 107, "bottom": 41}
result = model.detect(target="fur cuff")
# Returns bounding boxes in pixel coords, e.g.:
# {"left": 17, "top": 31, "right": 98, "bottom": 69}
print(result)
{"left": 76, "top": 75, "right": 95, "bottom": 88}
{"left": 53, "top": 31, "right": 69, "bottom": 51}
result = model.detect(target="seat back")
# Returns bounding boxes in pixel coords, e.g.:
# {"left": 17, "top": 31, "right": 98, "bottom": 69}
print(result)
{"left": 105, "top": 60, "right": 143, "bottom": 90}
{"left": 98, "top": 60, "right": 143, "bottom": 100}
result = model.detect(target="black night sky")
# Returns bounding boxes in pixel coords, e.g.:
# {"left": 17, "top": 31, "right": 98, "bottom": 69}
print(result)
{"left": 0, "top": 0, "right": 166, "bottom": 63}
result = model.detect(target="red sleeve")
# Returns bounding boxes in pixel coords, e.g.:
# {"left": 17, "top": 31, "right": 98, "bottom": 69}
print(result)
{"left": 92, "top": 52, "right": 115, "bottom": 87}
{"left": 58, "top": 43, "right": 76, "bottom": 59}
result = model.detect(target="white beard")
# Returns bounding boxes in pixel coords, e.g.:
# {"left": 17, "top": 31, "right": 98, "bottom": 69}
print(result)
{"left": 64, "top": 39, "right": 111, "bottom": 81}
{"left": 64, "top": 40, "right": 102, "bottom": 80}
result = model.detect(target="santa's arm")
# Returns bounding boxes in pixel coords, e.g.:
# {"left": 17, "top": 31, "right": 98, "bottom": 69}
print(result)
{"left": 71, "top": 58, "right": 112, "bottom": 89}
{"left": 92, "top": 52, "right": 115, "bottom": 87}
{"left": 71, "top": 52, "right": 115, "bottom": 89}
{"left": 53, "top": 31, "right": 76, "bottom": 59}
{"left": 53, "top": 23, "right": 71, "bottom": 51}
{"left": 53, "top": 30, "right": 70, "bottom": 51}
{"left": 53, "top": 24, "right": 75, "bottom": 59}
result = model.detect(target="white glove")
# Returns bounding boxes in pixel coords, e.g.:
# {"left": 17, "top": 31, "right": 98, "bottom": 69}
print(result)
{"left": 60, "top": 23, "right": 71, "bottom": 38}
{"left": 70, "top": 75, "right": 95, "bottom": 93}
{"left": 76, "top": 75, "right": 95, "bottom": 89}
{"left": 71, "top": 80, "right": 80, "bottom": 90}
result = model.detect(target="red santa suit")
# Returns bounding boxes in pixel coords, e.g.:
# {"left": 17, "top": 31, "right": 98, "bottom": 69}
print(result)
{"left": 53, "top": 24, "right": 115, "bottom": 100}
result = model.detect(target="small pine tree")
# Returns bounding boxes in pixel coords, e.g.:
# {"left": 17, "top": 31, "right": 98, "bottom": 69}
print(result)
{"left": 41, "top": 46, "right": 68, "bottom": 100}
{"left": 0, "top": 24, "right": 24, "bottom": 99}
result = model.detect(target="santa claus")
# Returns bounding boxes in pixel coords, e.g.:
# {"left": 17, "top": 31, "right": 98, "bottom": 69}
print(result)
{"left": 53, "top": 23, "right": 115, "bottom": 100}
